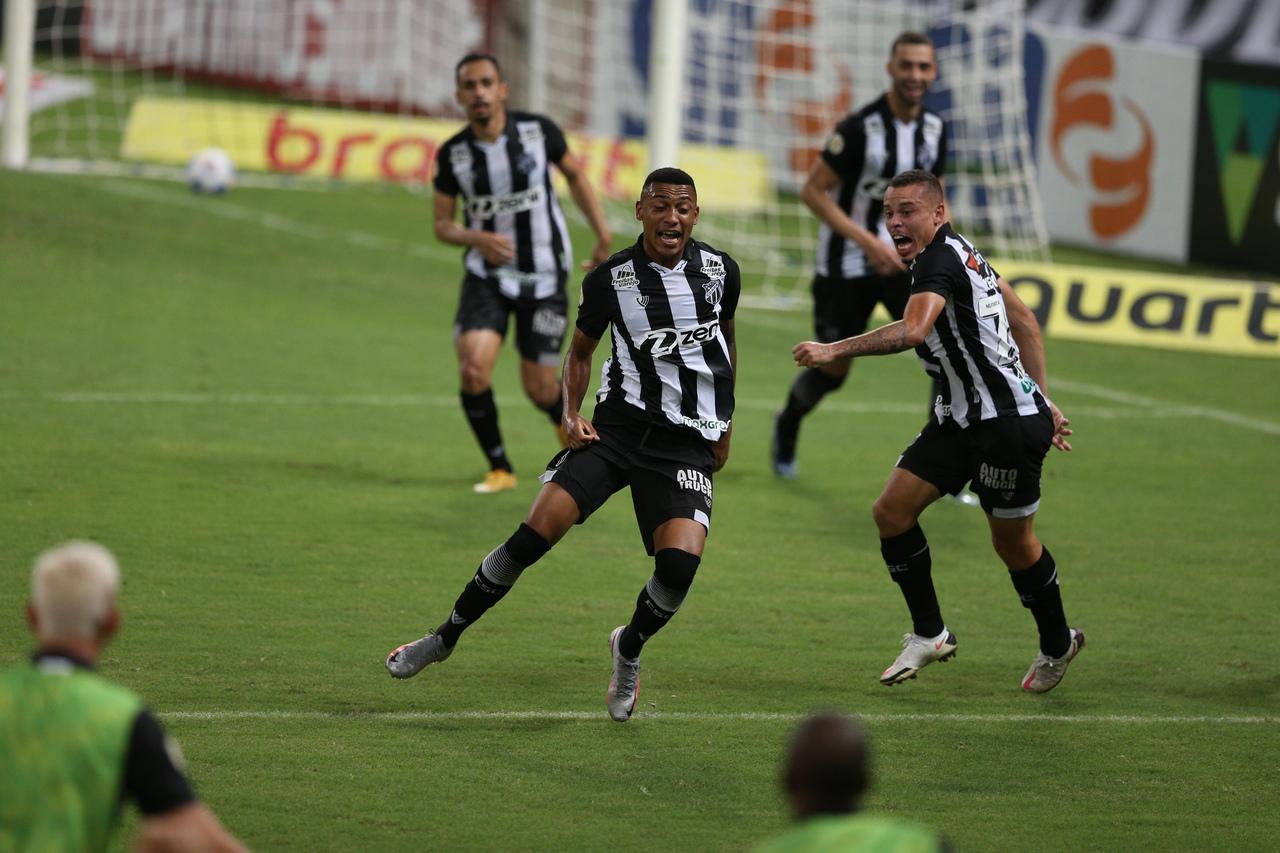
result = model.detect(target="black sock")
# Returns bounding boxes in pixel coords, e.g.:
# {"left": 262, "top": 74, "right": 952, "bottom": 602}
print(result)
{"left": 460, "top": 388, "right": 512, "bottom": 472}
{"left": 880, "top": 524, "right": 944, "bottom": 638}
{"left": 618, "top": 549, "right": 700, "bottom": 659}
{"left": 777, "top": 369, "right": 845, "bottom": 440}
{"left": 542, "top": 392, "right": 564, "bottom": 427}
{"left": 436, "top": 524, "right": 550, "bottom": 647}
{"left": 1009, "top": 547, "right": 1070, "bottom": 657}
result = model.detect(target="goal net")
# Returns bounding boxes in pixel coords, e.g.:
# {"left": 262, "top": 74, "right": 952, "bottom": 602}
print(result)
{"left": 543, "top": 0, "right": 1051, "bottom": 299}
{"left": 6, "top": 0, "right": 1048, "bottom": 296}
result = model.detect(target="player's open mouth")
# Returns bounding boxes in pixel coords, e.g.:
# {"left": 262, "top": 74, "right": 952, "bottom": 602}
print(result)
{"left": 892, "top": 234, "right": 913, "bottom": 256}
{"left": 657, "top": 229, "right": 682, "bottom": 246}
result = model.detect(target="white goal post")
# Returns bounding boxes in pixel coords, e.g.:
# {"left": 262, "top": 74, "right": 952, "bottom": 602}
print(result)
{"left": 3, "top": 0, "right": 1048, "bottom": 295}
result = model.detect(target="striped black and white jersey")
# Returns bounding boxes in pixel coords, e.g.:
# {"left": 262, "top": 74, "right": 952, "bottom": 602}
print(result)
{"left": 817, "top": 95, "right": 947, "bottom": 279}
{"left": 910, "top": 223, "right": 1048, "bottom": 428}
{"left": 433, "top": 110, "right": 573, "bottom": 300}
{"left": 576, "top": 237, "right": 740, "bottom": 442}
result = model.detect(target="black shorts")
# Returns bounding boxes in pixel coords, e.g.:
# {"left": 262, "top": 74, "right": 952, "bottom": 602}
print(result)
{"left": 812, "top": 271, "right": 912, "bottom": 343}
{"left": 453, "top": 273, "right": 569, "bottom": 365}
{"left": 896, "top": 411, "right": 1054, "bottom": 517}
{"left": 539, "top": 407, "right": 715, "bottom": 556}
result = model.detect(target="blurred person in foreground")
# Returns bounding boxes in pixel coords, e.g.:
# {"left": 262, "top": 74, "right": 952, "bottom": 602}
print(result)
{"left": 759, "top": 712, "right": 950, "bottom": 852}
{"left": 0, "top": 541, "right": 248, "bottom": 852}
{"left": 435, "top": 52, "right": 613, "bottom": 493}
{"left": 792, "top": 170, "right": 1082, "bottom": 693}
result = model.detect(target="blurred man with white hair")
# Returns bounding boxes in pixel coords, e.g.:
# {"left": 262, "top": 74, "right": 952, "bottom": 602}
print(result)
{"left": 0, "top": 540, "right": 248, "bottom": 852}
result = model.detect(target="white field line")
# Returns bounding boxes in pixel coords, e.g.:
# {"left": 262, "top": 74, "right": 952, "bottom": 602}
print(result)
{"left": 159, "top": 709, "right": 1275, "bottom": 725}
{"left": 1, "top": 389, "right": 1276, "bottom": 434}
{"left": 1053, "top": 379, "right": 1280, "bottom": 436}
{"left": 30, "top": 175, "right": 1280, "bottom": 437}
{"left": 74, "top": 175, "right": 454, "bottom": 263}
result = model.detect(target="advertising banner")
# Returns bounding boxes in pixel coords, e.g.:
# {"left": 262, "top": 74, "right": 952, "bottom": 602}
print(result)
{"left": 1189, "top": 58, "right": 1280, "bottom": 277}
{"left": 998, "top": 260, "right": 1280, "bottom": 358}
{"left": 120, "top": 97, "right": 770, "bottom": 211}
{"left": 1025, "top": 25, "right": 1200, "bottom": 263}
{"left": 84, "top": 0, "right": 483, "bottom": 117}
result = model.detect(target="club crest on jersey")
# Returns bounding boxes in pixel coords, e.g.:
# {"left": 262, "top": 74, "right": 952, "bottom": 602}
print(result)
{"left": 611, "top": 261, "right": 639, "bottom": 290}
{"left": 699, "top": 251, "right": 725, "bottom": 305}
{"left": 516, "top": 152, "right": 537, "bottom": 175}
{"left": 449, "top": 144, "right": 474, "bottom": 173}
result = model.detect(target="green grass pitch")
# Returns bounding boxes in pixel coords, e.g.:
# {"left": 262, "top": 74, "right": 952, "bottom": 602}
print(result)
{"left": 2, "top": 168, "right": 1278, "bottom": 851}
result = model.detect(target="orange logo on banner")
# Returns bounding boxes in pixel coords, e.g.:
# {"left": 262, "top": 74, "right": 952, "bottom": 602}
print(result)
{"left": 1050, "top": 44, "right": 1155, "bottom": 239}
{"left": 754, "top": 0, "right": 852, "bottom": 175}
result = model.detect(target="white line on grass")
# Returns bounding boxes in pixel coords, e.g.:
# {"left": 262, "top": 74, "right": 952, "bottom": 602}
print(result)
{"left": 73, "top": 175, "right": 456, "bottom": 263}
{"left": 21, "top": 174, "right": 1280, "bottom": 436}
{"left": 3, "top": 389, "right": 1276, "bottom": 434}
{"left": 160, "top": 709, "right": 1275, "bottom": 725}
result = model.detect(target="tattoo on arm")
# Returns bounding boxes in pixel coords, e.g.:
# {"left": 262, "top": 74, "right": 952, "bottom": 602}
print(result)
{"left": 834, "top": 321, "right": 911, "bottom": 358}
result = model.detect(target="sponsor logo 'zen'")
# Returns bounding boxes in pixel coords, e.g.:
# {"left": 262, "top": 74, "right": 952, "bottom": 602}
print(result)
{"left": 638, "top": 319, "right": 720, "bottom": 357}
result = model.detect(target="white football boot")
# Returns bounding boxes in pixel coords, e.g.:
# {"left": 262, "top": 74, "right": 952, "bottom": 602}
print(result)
{"left": 880, "top": 628, "right": 958, "bottom": 686}
{"left": 1021, "top": 628, "right": 1085, "bottom": 693}
{"left": 386, "top": 632, "right": 453, "bottom": 679}
{"left": 606, "top": 626, "right": 641, "bottom": 722}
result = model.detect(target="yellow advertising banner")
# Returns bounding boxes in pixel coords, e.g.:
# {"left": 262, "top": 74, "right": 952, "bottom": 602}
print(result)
{"left": 120, "top": 97, "right": 769, "bottom": 211}
{"left": 997, "top": 261, "right": 1280, "bottom": 358}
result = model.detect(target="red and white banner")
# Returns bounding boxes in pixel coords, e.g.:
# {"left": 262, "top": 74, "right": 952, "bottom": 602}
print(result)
{"left": 83, "top": 0, "right": 484, "bottom": 116}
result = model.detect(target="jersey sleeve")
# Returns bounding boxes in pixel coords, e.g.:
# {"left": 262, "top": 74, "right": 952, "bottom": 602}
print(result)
{"left": 719, "top": 254, "right": 742, "bottom": 321}
{"left": 575, "top": 267, "right": 612, "bottom": 339}
{"left": 819, "top": 117, "right": 866, "bottom": 180}
{"left": 432, "top": 143, "right": 460, "bottom": 196}
{"left": 540, "top": 116, "right": 569, "bottom": 165}
{"left": 910, "top": 245, "right": 961, "bottom": 299}
{"left": 122, "top": 709, "right": 197, "bottom": 816}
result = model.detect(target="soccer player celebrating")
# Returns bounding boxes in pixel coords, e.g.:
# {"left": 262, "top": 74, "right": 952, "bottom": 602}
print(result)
{"left": 792, "top": 170, "right": 1083, "bottom": 693}
{"left": 434, "top": 53, "right": 613, "bottom": 493}
{"left": 772, "top": 32, "right": 969, "bottom": 506}
{"left": 388, "top": 168, "right": 739, "bottom": 721}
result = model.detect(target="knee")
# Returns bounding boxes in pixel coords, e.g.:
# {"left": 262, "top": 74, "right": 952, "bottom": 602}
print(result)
{"left": 654, "top": 548, "right": 700, "bottom": 591}
{"left": 991, "top": 530, "right": 1040, "bottom": 570}
{"left": 818, "top": 362, "right": 851, "bottom": 384}
{"left": 522, "top": 374, "right": 558, "bottom": 408}
{"left": 459, "top": 361, "right": 490, "bottom": 394}
{"left": 872, "top": 497, "right": 914, "bottom": 538}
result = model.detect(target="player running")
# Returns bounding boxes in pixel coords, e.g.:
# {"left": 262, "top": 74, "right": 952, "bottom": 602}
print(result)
{"left": 388, "top": 168, "right": 739, "bottom": 721}
{"left": 771, "top": 32, "right": 975, "bottom": 507}
{"left": 792, "top": 170, "right": 1083, "bottom": 693}
{"left": 434, "top": 53, "right": 612, "bottom": 493}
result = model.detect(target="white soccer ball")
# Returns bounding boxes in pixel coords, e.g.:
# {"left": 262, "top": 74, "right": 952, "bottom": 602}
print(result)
{"left": 185, "top": 147, "right": 236, "bottom": 194}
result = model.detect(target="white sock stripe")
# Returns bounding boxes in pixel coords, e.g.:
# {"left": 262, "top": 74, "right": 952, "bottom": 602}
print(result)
{"left": 479, "top": 546, "right": 525, "bottom": 587}
{"left": 156, "top": 709, "right": 1277, "bottom": 725}
{"left": 645, "top": 576, "right": 687, "bottom": 614}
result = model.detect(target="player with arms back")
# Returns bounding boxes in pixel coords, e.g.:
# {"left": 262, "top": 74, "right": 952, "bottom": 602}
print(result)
{"left": 793, "top": 170, "right": 1084, "bottom": 694}
{"left": 434, "top": 53, "right": 612, "bottom": 493}
{"left": 772, "top": 32, "right": 960, "bottom": 500}
{"left": 389, "top": 168, "right": 739, "bottom": 722}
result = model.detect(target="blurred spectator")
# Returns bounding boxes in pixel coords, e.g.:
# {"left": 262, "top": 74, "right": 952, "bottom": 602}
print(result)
{"left": 0, "top": 540, "right": 249, "bottom": 852}
{"left": 759, "top": 712, "right": 950, "bottom": 852}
